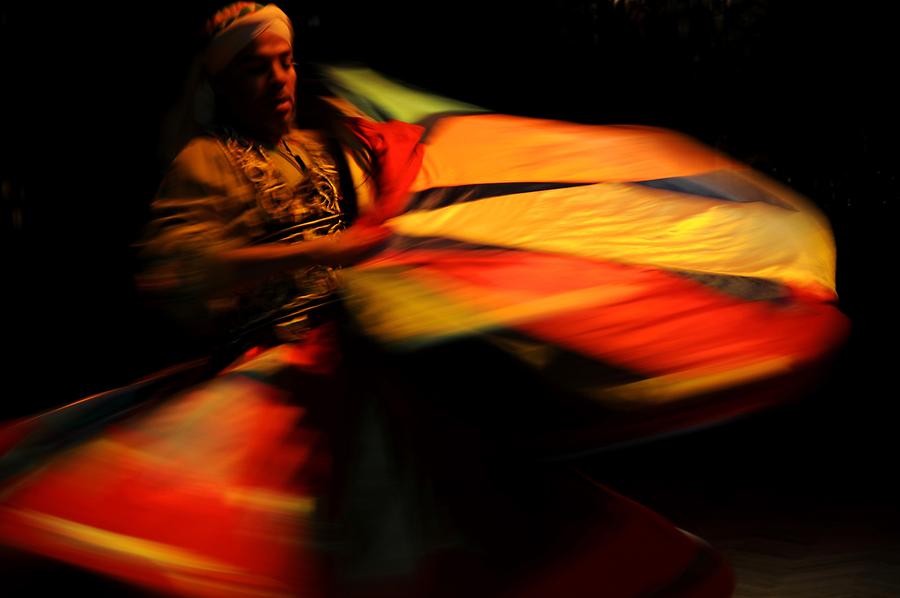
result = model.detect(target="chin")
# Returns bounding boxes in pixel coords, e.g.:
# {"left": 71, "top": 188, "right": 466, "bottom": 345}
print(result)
{"left": 258, "top": 117, "right": 291, "bottom": 141}
{"left": 273, "top": 111, "right": 294, "bottom": 133}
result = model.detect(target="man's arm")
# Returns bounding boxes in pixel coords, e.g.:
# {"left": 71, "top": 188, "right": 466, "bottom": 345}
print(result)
{"left": 139, "top": 137, "right": 391, "bottom": 296}
{"left": 215, "top": 223, "right": 390, "bottom": 291}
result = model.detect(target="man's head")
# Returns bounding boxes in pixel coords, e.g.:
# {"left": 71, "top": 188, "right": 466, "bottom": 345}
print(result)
{"left": 205, "top": 3, "right": 296, "bottom": 142}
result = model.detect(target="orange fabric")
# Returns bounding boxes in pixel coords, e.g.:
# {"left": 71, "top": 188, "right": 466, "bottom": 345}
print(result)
{"left": 411, "top": 115, "right": 739, "bottom": 191}
{"left": 0, "top": 334, "right": 339, "bottom": 597}
{"left": 356, "top": 248, "right": 848, "bottom": 378}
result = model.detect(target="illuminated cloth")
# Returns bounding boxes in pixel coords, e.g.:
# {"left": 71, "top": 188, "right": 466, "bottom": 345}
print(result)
{"left": 0, "top": 69, "right": 846, "bottom": 597}
{"left": 320, "top": 68, "right": 849, "bottom": 451}
{"left": 0, "top": 337, "right": 338, "bottom": 597}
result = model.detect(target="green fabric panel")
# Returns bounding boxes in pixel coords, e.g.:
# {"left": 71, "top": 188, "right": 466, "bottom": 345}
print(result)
{"left": 318, "top": 64, "right": 487, "bottom": 123}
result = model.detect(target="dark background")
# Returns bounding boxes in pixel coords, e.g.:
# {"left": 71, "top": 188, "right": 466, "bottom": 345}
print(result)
{"left": 1, "top": 0, "right": 897, "bottom": 576}
{"left": 3, "top": 0, "right": 893, "bottom": 403}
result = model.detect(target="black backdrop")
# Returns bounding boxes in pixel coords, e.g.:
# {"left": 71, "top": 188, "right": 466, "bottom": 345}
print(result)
{"left": 2, "top": 1, "right": 895, "bottom": 494}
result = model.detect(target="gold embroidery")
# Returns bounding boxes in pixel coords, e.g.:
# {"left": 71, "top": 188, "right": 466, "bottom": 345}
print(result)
{"left": 215, "top": 129, "right": 347, "bottom": 342}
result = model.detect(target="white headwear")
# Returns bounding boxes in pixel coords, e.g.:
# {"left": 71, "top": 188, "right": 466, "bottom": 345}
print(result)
{"left": 159, "top": 4, "right": 295, "bottom": 166}
{"left": 206, "top": 4, "right": 294, "bottom": 75}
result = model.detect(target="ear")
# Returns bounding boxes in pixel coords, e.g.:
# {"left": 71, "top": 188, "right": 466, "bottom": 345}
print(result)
{"left": 193, "top": 78, "right": 217, "bottom": 126}
{"left": 208, "top": 69, "right": 227, "bottom": 99}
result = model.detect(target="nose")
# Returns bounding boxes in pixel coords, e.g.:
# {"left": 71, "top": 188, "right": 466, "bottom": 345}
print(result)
{"left": 264, "top": 63, "right": 293, "bottom": 98}
{"left": 269, "top": 60, "right": 292, "bottom": 86}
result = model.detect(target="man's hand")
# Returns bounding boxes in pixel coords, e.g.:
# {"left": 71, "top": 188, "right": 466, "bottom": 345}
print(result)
{"left": 167, "top": 223, "right": 392, "bottom": 295}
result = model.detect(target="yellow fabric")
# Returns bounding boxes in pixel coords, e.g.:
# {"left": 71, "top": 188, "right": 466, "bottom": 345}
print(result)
{"left": 388, "top": 182, "right": 836, "bottom": 294}
{"left": 339, "top": 266, "right": 807, "bottom": 407}
{"left": 341, "top": 261, "right": 681, "bottom": 345}
{"left": 3, "top": 507, "right": 293, "bottom": 597}
{"left": 484, "top": 335, "right": 797, "bottom": 408}
{"left": 4, "top": 508, "right": 242, "bottom": 574}
{"left": 591, "top": 357, "right": 795, "bottom": 407}
{"left": 339, "top": 267, "right": 493, "bottom": 345}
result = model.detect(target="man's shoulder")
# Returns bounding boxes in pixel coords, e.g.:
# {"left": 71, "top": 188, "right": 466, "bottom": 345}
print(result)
{"left": 171, "top": 135, "right": 226, "bottom": 168}
{"left": 165, "top": 134, "right": 235, "bottom": 181}
{"left": 159, "top": 134, "right": 237, "bottom": 196}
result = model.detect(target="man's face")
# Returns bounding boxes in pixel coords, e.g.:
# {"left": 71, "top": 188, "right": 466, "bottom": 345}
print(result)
{"left": 215, "top": 30, "right": 296, "bottom": 141}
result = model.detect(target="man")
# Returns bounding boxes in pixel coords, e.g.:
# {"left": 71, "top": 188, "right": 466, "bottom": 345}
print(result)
{"left": 0, "top": 5, "right": 737, "bottom": 597}
{"left": 141, "top": 2, "right": 391, "bottom": 349}
{"left": 134, "top": 4, "right": 421, "bottom": 595}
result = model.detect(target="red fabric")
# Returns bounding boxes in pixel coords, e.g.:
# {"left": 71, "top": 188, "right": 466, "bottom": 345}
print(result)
{"left": 359, "top": 247, "right": 850, "bottom": 377}
{"left": 0, "top": 332, "right": 340, "bottom": 597}
{"left": 502, "top": 484, "right": 718, "bottom": 598}
{"left": 345, "top": 117, "right": 425, "bottom": 223}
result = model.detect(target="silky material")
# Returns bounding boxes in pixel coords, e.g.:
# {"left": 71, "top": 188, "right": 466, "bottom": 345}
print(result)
{"left": 330, "top": 110, "right": 849, "bottom": 416}
{"left": 0, "top": 64, "right": 845, "bottom": 597}
{"left": 0, "top": 115, "right": 743, "bottom": 596}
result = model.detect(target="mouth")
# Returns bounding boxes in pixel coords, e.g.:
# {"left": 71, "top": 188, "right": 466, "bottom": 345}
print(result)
{"left": 268, "top": 94, "right": 293, "bottom": 113}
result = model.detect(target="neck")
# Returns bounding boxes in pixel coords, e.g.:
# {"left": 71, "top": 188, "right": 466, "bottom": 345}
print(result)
{"left": 220, "top": 116, "right": 288, "bottom": 147}
{"left": 241, "top": 125, "right": 285, "bottom": 147}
